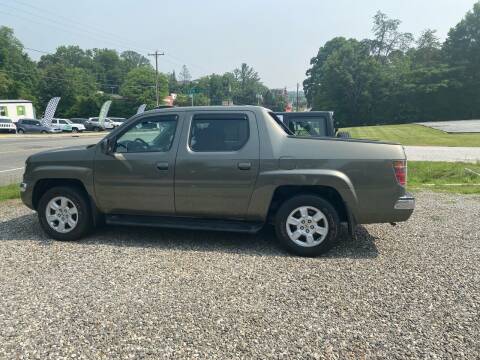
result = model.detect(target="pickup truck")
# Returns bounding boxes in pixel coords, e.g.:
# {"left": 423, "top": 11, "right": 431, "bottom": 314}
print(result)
{"left": 20, "top": 106, "right": 414, "bottom": 256}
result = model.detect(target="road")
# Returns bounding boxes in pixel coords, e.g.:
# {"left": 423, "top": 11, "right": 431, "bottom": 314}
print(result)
{"left": 0, "top": 134, "right": 103, "bottom": 186}
{"left": 404, "top": 146, "right": 480, "bottom": 163}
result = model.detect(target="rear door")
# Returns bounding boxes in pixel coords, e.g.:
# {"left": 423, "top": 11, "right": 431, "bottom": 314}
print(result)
{"left": 175, "top": 111, "right": 260, "bottom": 219}
{"left": 94, "top": 113, "right": 182, "bottom": 215}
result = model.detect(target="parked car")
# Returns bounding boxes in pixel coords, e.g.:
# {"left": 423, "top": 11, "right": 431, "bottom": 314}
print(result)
{"left": 85, "top": 117, "right": 115, "bottom": 131}
{"left": 0, "top": 117, "right": 17, "bottom": 133}
{"left": 108, "top": 117, "right": 127, "bottom": 128}
{"left": 15, "top": 119, "right": 62, "bottom": 134}
{"left": 20, "top": 106, "right": 414, "bottom": 256}
{"left": 51, "top": 118, "right": 85, "bottom": 133}
{"left": 276, "top": 111, "right": 350, "bottom": 138}
{"left": 70, "top": 118, "right": 88, "bottom": 126}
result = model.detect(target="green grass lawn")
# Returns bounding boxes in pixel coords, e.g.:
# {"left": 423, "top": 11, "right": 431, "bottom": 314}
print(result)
{"left": 408, "top": 161, "right": 480, "bottom": 194}
{"left": 0, "top": 183, "right": 20, "bottom": 201}
{"left": 342, "top": 124, "right": 480, "bottom": 146}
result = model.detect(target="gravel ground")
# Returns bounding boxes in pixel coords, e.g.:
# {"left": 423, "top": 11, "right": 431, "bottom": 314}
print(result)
{"left": 0, "top": 192, "right": 479, "bottom": 359}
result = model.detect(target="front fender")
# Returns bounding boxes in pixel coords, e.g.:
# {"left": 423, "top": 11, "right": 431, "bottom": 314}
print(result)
{"left": 247, "top": 169, "right": 358, "bottom": 221}
{"left": 25, "top": 165, "right": 95, "bottom": 204}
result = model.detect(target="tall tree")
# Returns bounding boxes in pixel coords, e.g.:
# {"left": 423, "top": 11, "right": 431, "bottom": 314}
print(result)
{"left": 370, "top": 11, "right": 414, "bottom": 60}
{"left": 179, "top": 65, "right": 191, "bottom": 84}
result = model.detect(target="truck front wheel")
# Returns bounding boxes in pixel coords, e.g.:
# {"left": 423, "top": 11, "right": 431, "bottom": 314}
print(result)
{"left": 38, "top": 186, "right": 93, "bottom": 241}
{"left": 275, "top": 195, "right": 340, "bottom": 256}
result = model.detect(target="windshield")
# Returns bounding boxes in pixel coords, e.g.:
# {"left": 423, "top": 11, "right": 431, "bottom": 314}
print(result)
{"left": 0, "top": 118, "right": 12, "bottom": 123}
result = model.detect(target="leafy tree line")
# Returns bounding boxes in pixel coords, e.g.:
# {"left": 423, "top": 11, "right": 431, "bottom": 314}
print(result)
{"left": 304, "top": 2, "right": 480, "bottom": 127}
{"left": 0, "top": 28, "right": 288, "bottom": 118}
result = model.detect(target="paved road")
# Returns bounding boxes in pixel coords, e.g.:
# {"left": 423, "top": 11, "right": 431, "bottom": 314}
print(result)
{"left": 417, "top": 119, "right": 480, "bottom": 133}
{"left": 0, "top": 134, "right": 103, "bottom": 186}
{"left": 405, "top": 146, "right": 480, "bottom": 163}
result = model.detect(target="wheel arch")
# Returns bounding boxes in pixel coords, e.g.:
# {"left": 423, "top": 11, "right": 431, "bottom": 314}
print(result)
{"left": 267, "top": 185, "right": 350, "bottom": 223}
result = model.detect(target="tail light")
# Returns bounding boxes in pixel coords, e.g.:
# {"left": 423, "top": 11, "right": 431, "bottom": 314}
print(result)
{"left": 393, "top": 160, "right": 407, "bottom": 186}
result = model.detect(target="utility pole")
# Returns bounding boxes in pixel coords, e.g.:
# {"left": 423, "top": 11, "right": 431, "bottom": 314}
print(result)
{"left": 296, "top": 83, "right": 299, "bottom": 112}
{"left": 148, "top": 50, "right": 165, "bottom": 106}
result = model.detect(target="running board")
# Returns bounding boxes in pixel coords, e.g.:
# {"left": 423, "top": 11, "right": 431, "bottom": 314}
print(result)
{"left": 105, "top": 214, "right": 264, "bottom": 234}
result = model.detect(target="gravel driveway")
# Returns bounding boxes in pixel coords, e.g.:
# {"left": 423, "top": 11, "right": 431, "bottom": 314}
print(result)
{"left": 0, "top": 192, "right": 479, "bottom": 359}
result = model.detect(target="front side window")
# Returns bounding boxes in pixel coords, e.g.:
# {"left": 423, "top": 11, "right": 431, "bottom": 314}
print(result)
{"left": 189, "top": 114, "right": 249, "bottom": 152}
{"left": 115, "top": 115, "right": 177, "bottom": 153}
{"left": 16, "top": 105, "right": 25, "bottom": 116}
{"left": 59, "top": 120, "right": 68, "bottom": 124}
{"left": 0, "top": 106, "right": 7, "bottom": 117}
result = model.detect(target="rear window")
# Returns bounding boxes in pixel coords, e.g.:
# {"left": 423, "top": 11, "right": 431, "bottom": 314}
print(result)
{"left": 189, "top": 113, "right": 249, "bottom": 152}
{"left": 287, "top": 116, "right": 328, "bottom": 137}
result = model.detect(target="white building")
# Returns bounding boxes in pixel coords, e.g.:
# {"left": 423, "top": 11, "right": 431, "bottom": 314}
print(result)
{"left": 0, "top": 100, "right": 36, "bottom": 122}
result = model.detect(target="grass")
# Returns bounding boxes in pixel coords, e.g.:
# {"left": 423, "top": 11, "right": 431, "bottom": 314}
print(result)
{"left": 342, "top": 124, "right": 480, "bottom": 146}
{"left": 408, "top": 161, "right": 480, "bottom": 194}
{"left": 0, "top": 183, "right": 20, "bottom": 201}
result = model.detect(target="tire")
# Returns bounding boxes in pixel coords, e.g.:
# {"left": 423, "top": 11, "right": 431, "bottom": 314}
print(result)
{"left": 71, "top": 128, "right": 78, "bottom": 133}
{"left": 337, "top": 131, "right": 351, "bottom": 138}
{"left": 93, "top": 127, "right": 100, "bottom": 132}
{"left": 17, "top": 128, "right": 25, "bottom": 134}
{"left": 38, "top": 186, "right": 93, "bottom": 241}
{"left": 41, "top": 130, "right": 48, "bottom": 134}
{"left": 275, "top": 195, "right": 340, "bottom": 257}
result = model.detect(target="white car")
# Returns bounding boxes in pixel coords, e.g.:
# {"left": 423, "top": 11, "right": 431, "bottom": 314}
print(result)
{"left": 51, "top": 118, "right": 85, "bottom": 133}
{"left": 0, "top": 117, "right": 17, "bottom": 133}
{"left": 108, "top": 117, "right": 127, "bottom": 128}
{"left": 87, "top": 117, "right": 115, "bottom": 131}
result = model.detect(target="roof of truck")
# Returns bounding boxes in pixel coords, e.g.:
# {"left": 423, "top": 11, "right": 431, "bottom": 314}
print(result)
{"left": 146, "top": 105, "right": 268, "bottom": 113}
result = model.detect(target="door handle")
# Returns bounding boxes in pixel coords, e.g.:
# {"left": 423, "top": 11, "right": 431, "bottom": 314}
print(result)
{"left": 156, "top": 161, "right": 169, "bottom": 170}
{"left": 237, "top": 162, "right": 251, "bottom": 170}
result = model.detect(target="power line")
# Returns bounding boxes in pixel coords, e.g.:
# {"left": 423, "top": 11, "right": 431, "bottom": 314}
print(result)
{"left": 0, "top": 0, "right": 209, "bottom": 73}
{"left": 1, "top": 1, "right": 212, "bottom": 74}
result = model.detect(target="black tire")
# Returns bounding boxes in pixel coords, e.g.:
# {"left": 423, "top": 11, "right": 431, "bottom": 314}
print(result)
{"left": 17, "top": 128, "right": 25, "bottom": 134}
{"left": 41, "top": 130, "right": 48, "bottom": 134}
{"left": 275, "top": 195, "right": 340, "bottom": 257}
{"left": 93, "top": 127, "right": 100, "bottom": 132}
{"left": 38, "top": 186, "right": 93, "bottom": 241}
{"left": 71, "top": 127, "right": 78, "bottom": 133}
{"left": 337, "top": 131, "right": 351, "bottom": 138}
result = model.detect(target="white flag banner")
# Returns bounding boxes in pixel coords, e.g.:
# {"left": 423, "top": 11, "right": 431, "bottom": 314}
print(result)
{"left": 136, "top": 104, "right": 147, "bottom": 114}
{"left": 41, "top": 97, "right": 61, "bottom": 127}
{"left": 98, "top": 100, "right": 112, "bottom": 128}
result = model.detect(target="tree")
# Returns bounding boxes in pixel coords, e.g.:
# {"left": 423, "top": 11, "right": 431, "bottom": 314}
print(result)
{"left": 232, "top": 63, "right": 266, "bottom": 105}
{"left": 120, "top": 51, "right": 150, "bottom": 70}
{"left": 0, "top": 26, "right": 38, "bottom": 101}
{"left": 179, "top": 65, "right": 191, "bottom": 84}
{"left": 262, "top": 89, "right": 287, "bottom": 111}
{"left": 168, "top": 71, "right": 179, "bottom": 93}
{"left": 370, "top": 11, "right": 414, "bottom": 60}
{"left": 120, "top": 67, "right": 168, "bottom": 110}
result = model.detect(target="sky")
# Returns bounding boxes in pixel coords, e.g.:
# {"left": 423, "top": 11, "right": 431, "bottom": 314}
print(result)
{"left": 0, "top": 0, "right": 477, "bottom": 90}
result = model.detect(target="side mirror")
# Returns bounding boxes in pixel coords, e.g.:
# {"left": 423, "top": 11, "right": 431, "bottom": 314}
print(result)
{"left": 101, "top": 137, "right": 116, "bottom": 155}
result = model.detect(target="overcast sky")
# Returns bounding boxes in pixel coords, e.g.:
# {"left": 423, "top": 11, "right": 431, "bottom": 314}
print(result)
{"left": 0, "top": 0, "right": 476, "bottom": 89}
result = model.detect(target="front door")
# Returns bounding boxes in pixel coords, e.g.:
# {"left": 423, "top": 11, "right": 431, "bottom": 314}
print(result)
{"left": 175, "top": 111, "right": 260, "bottom": 219}
{"left": 94, "top": 113, "right": 181, "bottom": 215}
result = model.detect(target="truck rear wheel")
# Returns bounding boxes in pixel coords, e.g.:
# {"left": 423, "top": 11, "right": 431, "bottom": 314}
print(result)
{"left": 38, "top": 186, "right": 93, "bottom": 241}
{"left": 275, "top": 195, "right": 340, "bottom": 256}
